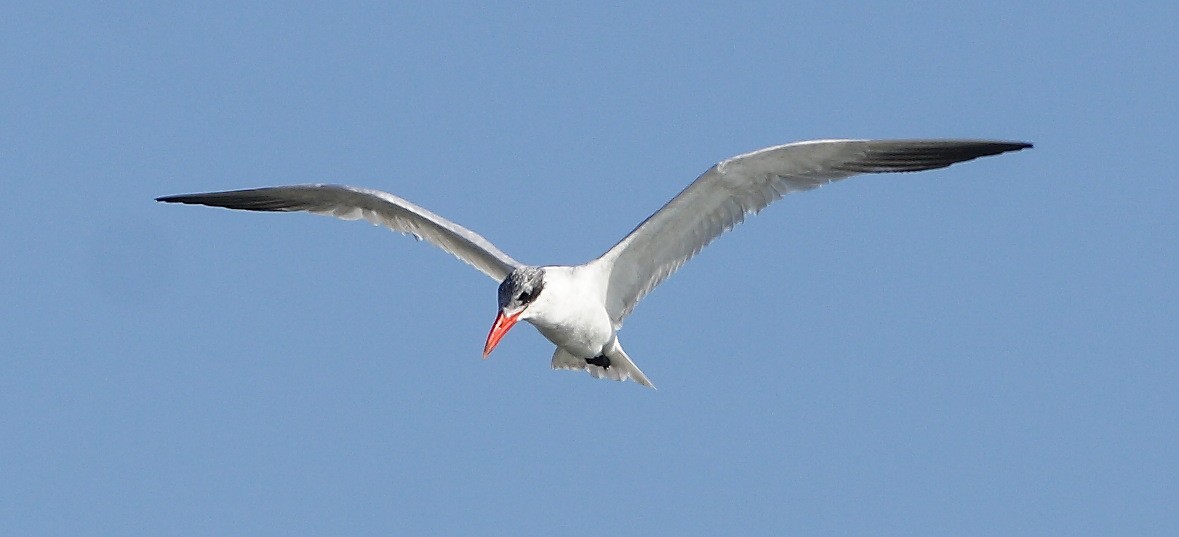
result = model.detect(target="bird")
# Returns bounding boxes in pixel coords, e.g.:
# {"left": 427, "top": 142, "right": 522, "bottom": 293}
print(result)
{"left": 157, "top": 138, "right": 1031, "bottom": 389}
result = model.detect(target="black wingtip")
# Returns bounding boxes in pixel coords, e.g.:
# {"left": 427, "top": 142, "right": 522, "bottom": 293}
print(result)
{"left": 155, "top": 194, "right": 206, "bottom": 205}
{"left": 155, "top": 193, "right": 228, "bottom": 206}
{"left": 980, "top": 140, "right": 1034, "bottom": 157}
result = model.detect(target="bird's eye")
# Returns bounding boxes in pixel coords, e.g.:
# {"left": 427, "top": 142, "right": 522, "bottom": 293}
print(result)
{"left": 518, "top": 290, "right": 533, "bottom": 303}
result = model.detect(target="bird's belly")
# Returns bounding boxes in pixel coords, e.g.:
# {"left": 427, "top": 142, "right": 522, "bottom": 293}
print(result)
{"left": 529, "top": 317, "right": 613, "bottom": 358}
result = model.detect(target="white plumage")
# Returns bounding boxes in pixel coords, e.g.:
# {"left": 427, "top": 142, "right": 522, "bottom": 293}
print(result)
{"left": 159, "top": 138, "right": 1030, "bottom": 388}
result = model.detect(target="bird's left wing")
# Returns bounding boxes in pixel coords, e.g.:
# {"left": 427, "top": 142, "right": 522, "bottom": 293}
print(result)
{"left": 157, "top": 184, "right": 523, "bottom": 281}
{"left": 591, "top": 139, "right": 1032, "bottom": 323}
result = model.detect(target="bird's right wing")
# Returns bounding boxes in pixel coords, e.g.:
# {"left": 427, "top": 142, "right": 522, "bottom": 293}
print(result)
{"left": 157, "top": 184, "right": 523, "bottom": 282}
{"left": 592, "top": 139, "right": 1032, "bottom": 324}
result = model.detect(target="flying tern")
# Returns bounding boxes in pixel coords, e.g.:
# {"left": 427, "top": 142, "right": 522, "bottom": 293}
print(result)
{"left": 158, "top": 138, "right": 1031, "bottom": 388}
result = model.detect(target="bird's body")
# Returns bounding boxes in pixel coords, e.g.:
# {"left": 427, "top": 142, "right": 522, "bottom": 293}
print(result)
{"left": 520, "top": 265, "right": 613, "bottom": 359}
{"left": 158, "top": 138, "right": 1031, "bottom": 388}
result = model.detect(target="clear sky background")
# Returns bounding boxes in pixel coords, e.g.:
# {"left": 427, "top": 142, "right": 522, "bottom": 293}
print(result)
{"left": 3, "top": 2, "right": 1176, "bottom": 536}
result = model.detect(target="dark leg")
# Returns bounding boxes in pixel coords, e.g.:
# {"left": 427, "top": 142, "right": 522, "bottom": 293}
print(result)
{"left": 586, "top": 355, "right": 612, "bottom": 369}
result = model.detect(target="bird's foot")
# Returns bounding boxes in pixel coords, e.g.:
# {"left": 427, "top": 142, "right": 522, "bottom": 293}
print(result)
{"left": 586, "top": 355, "right": 612, "bottom": 369}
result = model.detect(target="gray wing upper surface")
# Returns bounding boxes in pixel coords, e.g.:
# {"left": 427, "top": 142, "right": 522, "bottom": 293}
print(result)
{"left": 157, "top": 184, "right": 523, "bottom": 281}
{"left": 592, "top": 139, "right": 1032, "bottom": 324}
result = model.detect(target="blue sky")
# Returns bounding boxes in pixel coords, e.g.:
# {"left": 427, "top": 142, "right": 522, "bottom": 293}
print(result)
{"left": 3, "top": 2, "right": 1176, "bottom": 535}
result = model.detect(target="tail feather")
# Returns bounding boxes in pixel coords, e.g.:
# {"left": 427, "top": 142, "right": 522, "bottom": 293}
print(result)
{"left": 551, "top": 346, "right": 656, "bottom": 389}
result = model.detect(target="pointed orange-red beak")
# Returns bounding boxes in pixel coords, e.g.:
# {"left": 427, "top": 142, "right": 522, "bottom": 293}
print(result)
{"left": 483, "top": 309, "right": 522, "bottom": 358}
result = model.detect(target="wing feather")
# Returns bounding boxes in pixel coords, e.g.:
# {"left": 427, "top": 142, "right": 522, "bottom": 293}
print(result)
{"left": 157, "top": 184, "right": 522, "bottom": 281}
{"left": 592, "top": 139, "right": 1031, "bottom": 323}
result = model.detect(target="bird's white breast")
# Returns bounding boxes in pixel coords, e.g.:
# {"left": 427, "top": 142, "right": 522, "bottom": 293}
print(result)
{"left": 522, "top": 265, "right": 614, "bottom": 358}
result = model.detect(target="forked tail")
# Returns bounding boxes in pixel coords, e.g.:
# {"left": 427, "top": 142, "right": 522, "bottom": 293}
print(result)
{"left": 551, "top": 344, "right": 655, "bottom": 389}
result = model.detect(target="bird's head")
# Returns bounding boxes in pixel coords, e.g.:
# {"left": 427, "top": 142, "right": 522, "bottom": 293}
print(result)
{"left": 483, "top": 266, "right": 545, "bottom": 358}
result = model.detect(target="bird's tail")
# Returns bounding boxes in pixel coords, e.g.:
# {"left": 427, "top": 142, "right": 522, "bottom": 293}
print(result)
{"left": 551, "top": 345, "right": 655, "bottom": 389}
